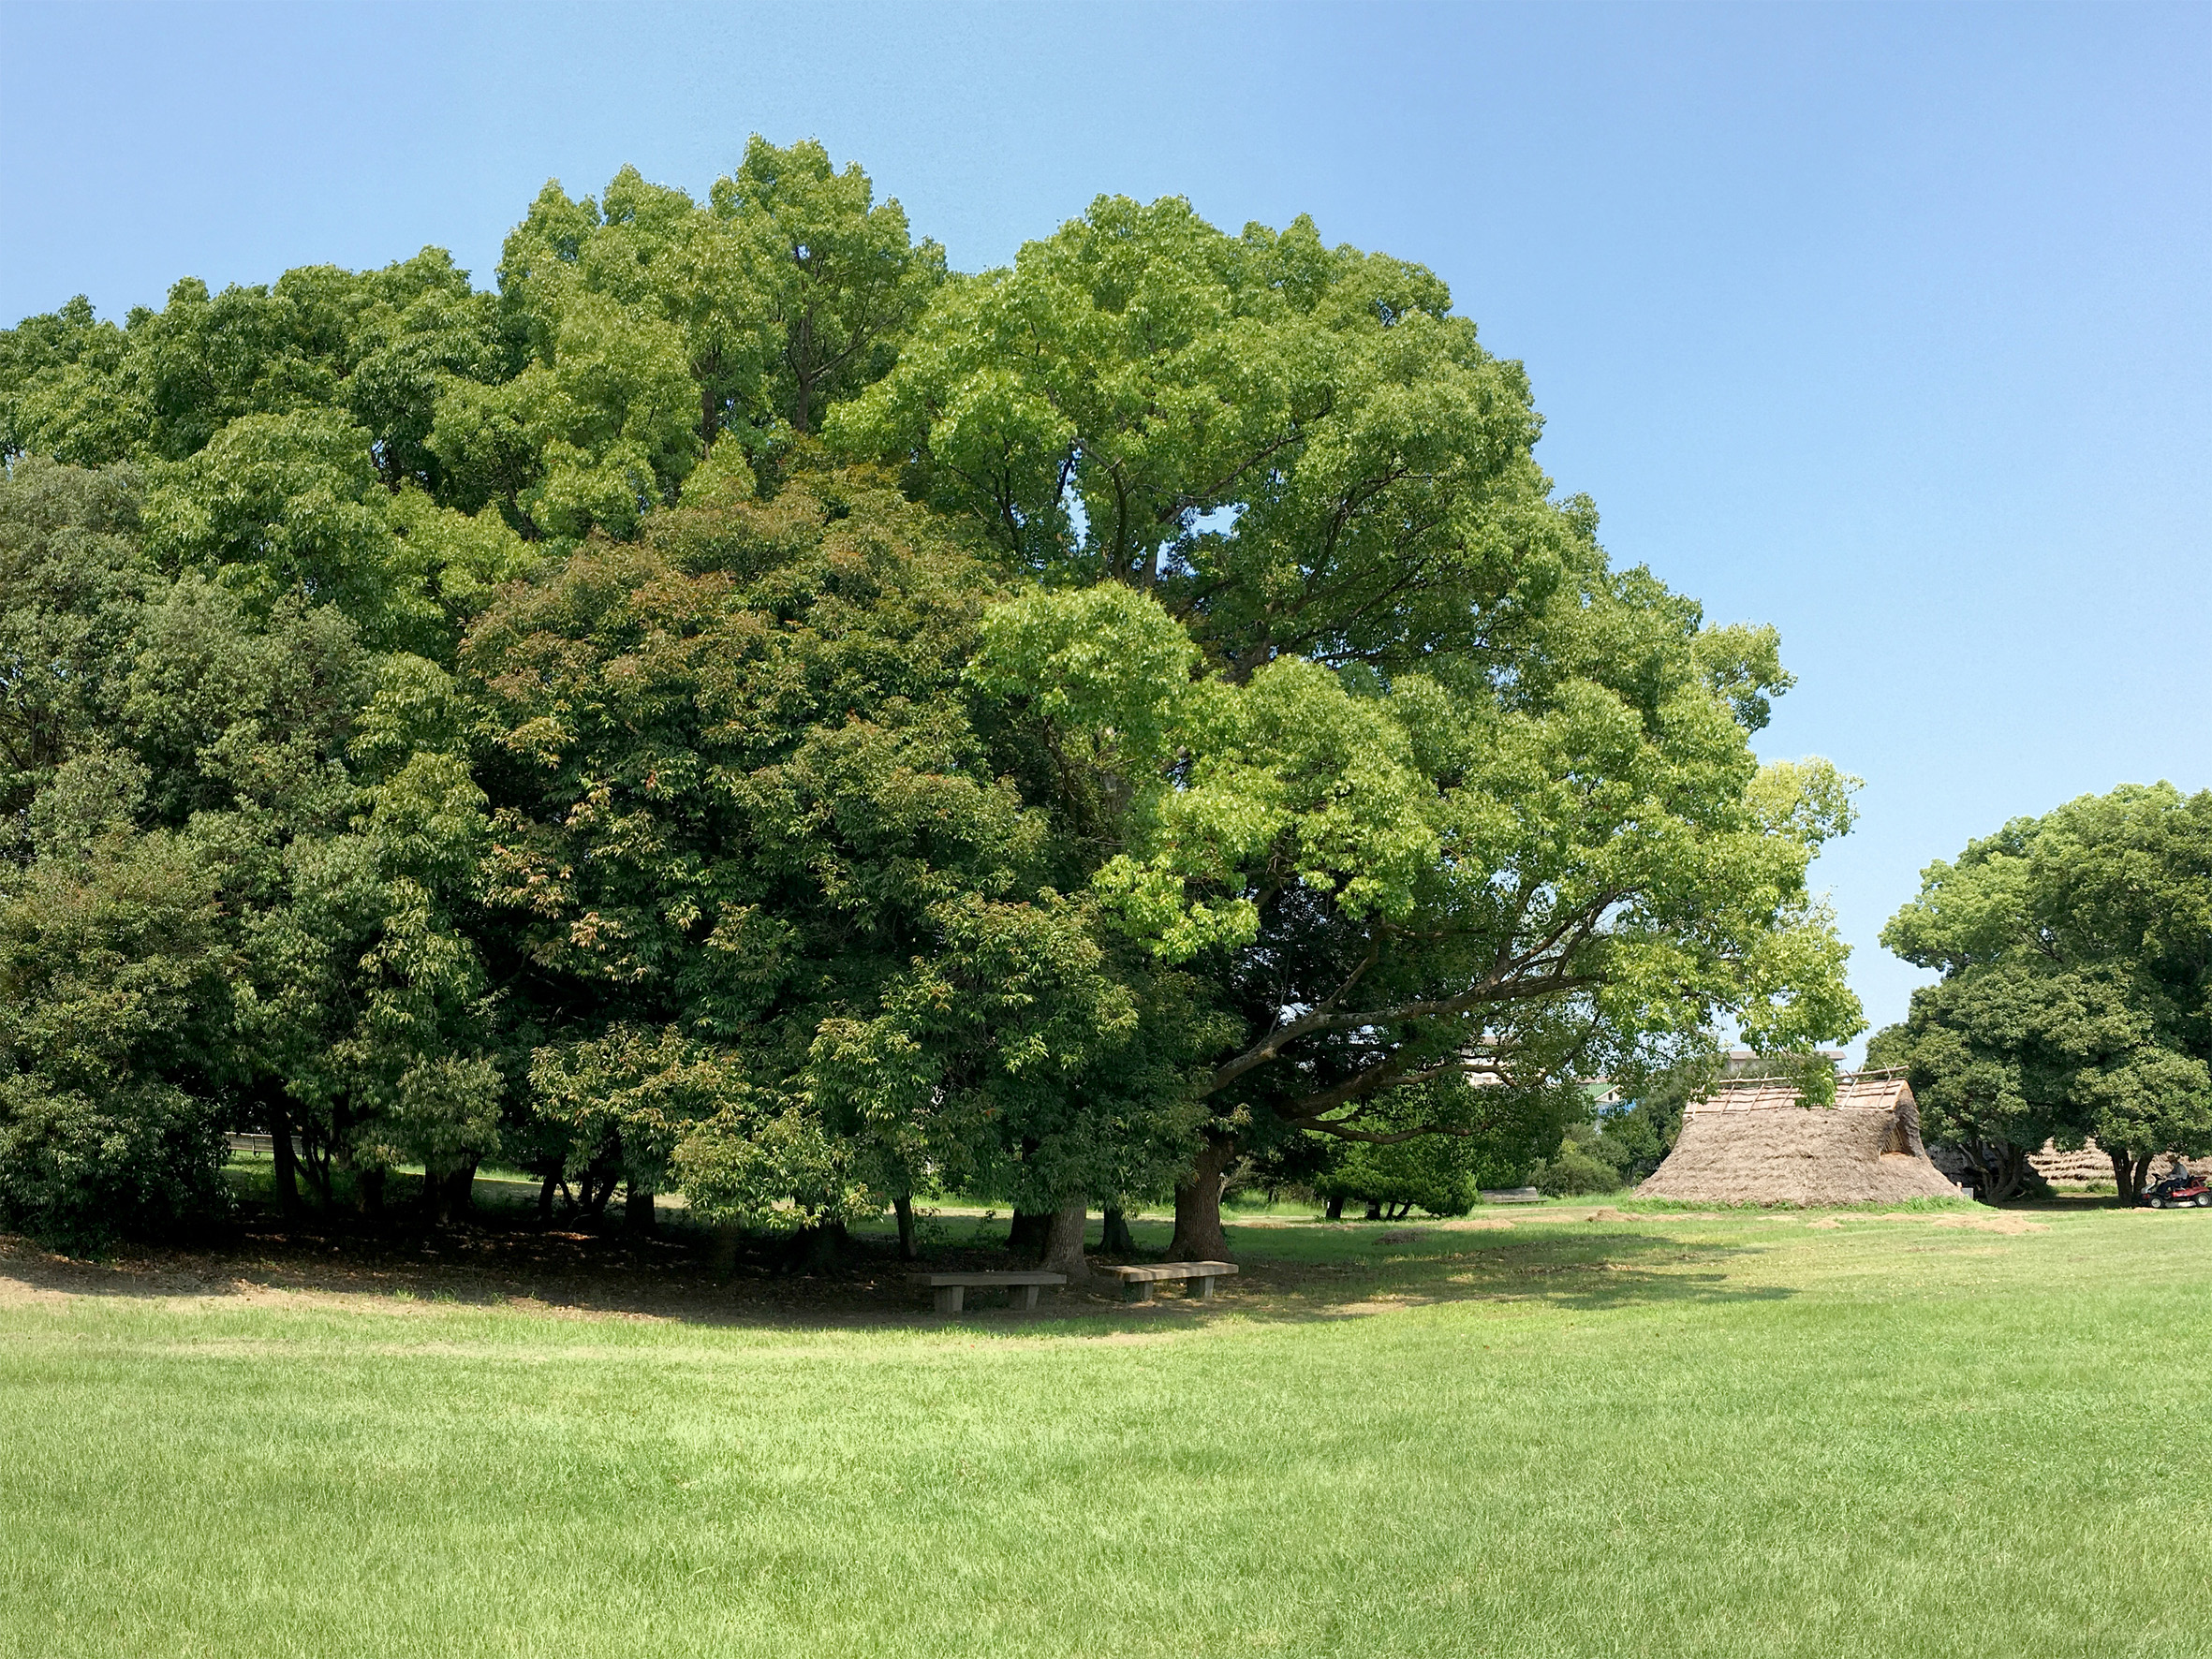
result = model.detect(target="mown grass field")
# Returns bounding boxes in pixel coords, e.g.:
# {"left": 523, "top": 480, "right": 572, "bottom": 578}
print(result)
{"left": 3, "top": 1198, "right": 2207, "bottom": 1658}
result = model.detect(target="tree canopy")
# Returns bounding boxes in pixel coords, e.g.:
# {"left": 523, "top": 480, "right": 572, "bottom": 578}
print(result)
{"left": 0, "top": 139, "right": 1869, "bottom": 1251}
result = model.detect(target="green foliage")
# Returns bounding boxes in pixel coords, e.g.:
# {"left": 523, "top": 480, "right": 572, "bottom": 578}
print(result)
{"left": 530, "top": 1026, "right": 859, "bottom": 1230}
{"left": 143, "top": 408, "right": 413, "bottom": 639}
{"left": 0, "top": 468, "right": 232, "bottom": 1246}
{"left": 833, "top": 197, "right": 1550, "bottom": 677}
{"left": 0, "top": 295, "right": 132, "bottom": 463}
{"left": 1316, "top": 1136, "right": 1482, "bottom": 1217}
{"left": 468, "top": 139, "right": 943, "bottom": 535}
{"left": 848, "top": 199, "right": 1863, "bottom": 1205}
{"left": 966, "top": 572, "right": 1862, "bottom": 1171}
{"left": 0, "top": 1076, "right": 232, "bottom": 1252}
{"left": 0, "top": 458, "right": 151, "bottom": 855}
{"left": 1, "top": 150, "right": 1869, "bottom": 1245}
{"left": 711, "top": 136, "right": 947, "bottom": 436}
{"left": 1524, "top": 1067, "right": 1720, "bottom": 1197}
{"left": 1307, "top": 1075, "right": 1575, "bottom": 1214}
{"left": 463, "top": 462, "right": 1212, "bottom": 1219}
{"left": 0, "top": 831, "right": 234, "bottom": 1246}
{"left": 0, "top": 255, "right": 510, "bottom": 477}
{"left": 1531, "top": 1123, "right": 1632, "bottom": 1197}
{"left": 1593, "top": 1090, "right": 1692, "bottom": 1185}
{"left": 0, "top": 458, "right": 504, "bottom": 1237}
{"left": 1875, "top": 785, "right": 2212, "bottom": 1198}
{"left": 441, "top": 288, "right": 701, "bottom": 540}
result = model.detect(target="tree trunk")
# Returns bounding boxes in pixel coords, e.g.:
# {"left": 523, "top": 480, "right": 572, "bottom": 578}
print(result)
{"left": 1364, "top": 1198, "right": 1382, "bottom": 1222}
{"left": 791, "top": 1220, "right": 845, "bottom": 1273}
{"left": 1324, "top": 1196, "right": 1344, "bottom": 1221}
{"left": 299, "top": 1133, "right": 333, "bottom": 1210}
{"left": 1988, "top": 1140, "right": 2029, "bottom": 1202}
{"left": 1099, "top": 1205, "right": 1137, "bottom": 1255}
{"left": 265, "top": 1092, "right": 303, "bottom": 1223}
{"left": 699, "top": 374, "right": 721, "bottom": 448}
{"left": 790, "top": 309, "right": 816, "bottom": 433}
{"left": 710, "top": 1222, "right": 742, "bottom": 1281}
{"left": 1168, "top": 1138, "right": 1234, "bottom": 1261}
{"left": 357, "top": 1165, "right": 386, "bottom": 1220}
{"left": 537, "top": 1170, "right": 558, "bottom": 1223}
{"left": 1008, "top": 1209, "right": 1051, "bottom": 1257}
{"left": 425, "top": 1163, "right": 473, "bottom": 1226}
{"left": 577, "top": 1167, "right": 615, "bottom": 1219}
{"left": 791, "top": 353, "right": 813, "bottom": 433}
{"left": 443, "top": 1160, "right": 477, "bottom": 1219}
{"left": 2109, "top": 1146, "right": 2156, "bottom": 1202}
{"left": 893, "top": 1194, "right": 919, "bottom": 1261}
{"left": 624, "top": 1182, "right": 656, "bottom": 1236}
{"left": 1041, "top": 1197, "right": 1089, "bottom": 1283}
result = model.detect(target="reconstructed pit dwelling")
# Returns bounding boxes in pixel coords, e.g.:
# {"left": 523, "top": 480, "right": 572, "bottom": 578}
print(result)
{"left": 1635, "top": 1067, "right": 1967, "bottom": 1205}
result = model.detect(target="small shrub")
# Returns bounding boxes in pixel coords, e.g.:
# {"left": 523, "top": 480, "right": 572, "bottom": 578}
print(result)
{"left": 0, "top": 1078, "right": 233, "bottom": 1251}
{"left": 1531, "top": 1123, "right": 1631, "bottom": 1197}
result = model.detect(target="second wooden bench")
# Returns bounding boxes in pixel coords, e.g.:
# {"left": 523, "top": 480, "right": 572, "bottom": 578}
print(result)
{"left": 1097, "top": 1261, "right": 1238, "bottom": 1302}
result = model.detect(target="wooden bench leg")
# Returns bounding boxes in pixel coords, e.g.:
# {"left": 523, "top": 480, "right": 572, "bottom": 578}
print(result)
{"left": 1010, "top": 1284, "right": 1040, "bottom": 1311}
{"left": 1192, "top": 1275, "right": 1216, "bottom": 1300}
{"left": 933, "top": 1285, "right": 965, "bottom": 1314}
{"left": 1123, "top": 1280, "right": 1155, "bottom": 1303}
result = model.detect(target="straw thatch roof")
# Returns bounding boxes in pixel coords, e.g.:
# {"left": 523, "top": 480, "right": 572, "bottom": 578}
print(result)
{"left": 1635, "top": 1068, "right": 1966, "bottom": 1205}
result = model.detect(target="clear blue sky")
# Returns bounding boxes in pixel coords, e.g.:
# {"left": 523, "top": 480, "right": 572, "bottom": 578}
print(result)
{"left": 5, "top": 1, "right": 2207, "bottom": 1046}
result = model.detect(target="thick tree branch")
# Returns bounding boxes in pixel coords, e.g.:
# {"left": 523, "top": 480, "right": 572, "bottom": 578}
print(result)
{"left": 1201, "top": 963, "right": 1598, "bottom": 1097}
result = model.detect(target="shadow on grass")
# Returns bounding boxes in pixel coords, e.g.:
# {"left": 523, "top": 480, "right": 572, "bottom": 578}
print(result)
{"left": 1202, "top": 1226, "right": 1785, "bottom": 1326}
{"left": 1, "top": 1203, "right": 1783, "bottom": 1331}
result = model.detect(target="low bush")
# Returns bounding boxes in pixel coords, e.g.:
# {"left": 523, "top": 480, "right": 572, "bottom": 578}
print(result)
{"left": 0, "top": 1078, "right": 232, "bottom": 1251}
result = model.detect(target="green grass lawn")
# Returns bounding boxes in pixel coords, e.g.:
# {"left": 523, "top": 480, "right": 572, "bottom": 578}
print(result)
{"left": 3, "top": 1200, "right": 2207, "bottom": 1658}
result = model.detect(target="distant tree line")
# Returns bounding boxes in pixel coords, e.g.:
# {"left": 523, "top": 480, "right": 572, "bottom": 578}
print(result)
{"left": 0, "top": 138, "right": 1867, "bottom": 1255}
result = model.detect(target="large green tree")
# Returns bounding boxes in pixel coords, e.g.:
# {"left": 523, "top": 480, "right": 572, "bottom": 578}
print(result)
{"left": 460, "top": 461, "right": 1210, "bottom": 1255}
{"left": 968, "top": 577, "right": 1859, "bottom": 1255}
{"left": 0, "top": 458, "right": 511, "bottom": 1242}
{"left": 3, "top": 162, "right": 1871, "bottom": 1265}
{"left": 0, "top": 253, "right": 513, "bottom": 479}
{"left": 710, "top": 137, "right": 946, "bottom": 436}
{"left": 1872, "top": 785, "right": 2212, "bottom": 1199}
{"left": 844, "top": 197, "right": 1863, "bottom": 1255}
{"left": 832, "top": 196, "right": 1563, "bottom": 681}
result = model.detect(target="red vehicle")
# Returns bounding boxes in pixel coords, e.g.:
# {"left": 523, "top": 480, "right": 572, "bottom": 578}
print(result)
{"left": 2138, "top": 1166, "right": 2211, "bottom": 1209}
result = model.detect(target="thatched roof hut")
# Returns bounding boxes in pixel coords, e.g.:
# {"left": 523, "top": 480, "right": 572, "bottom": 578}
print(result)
{"left": 1635, "top": 1068, "right": 1966, "bottom": 1205}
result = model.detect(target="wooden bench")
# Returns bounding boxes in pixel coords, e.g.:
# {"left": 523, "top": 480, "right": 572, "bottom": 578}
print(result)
{"left": 1479, "top": 1186, "right": 1547, "bottom": 1205}
{"left": 1097, "top": 1261, "right": 1238, "bottom": 1302}
{"left": 908, "top": 1270, "right": 1066, "bottom": 1314}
